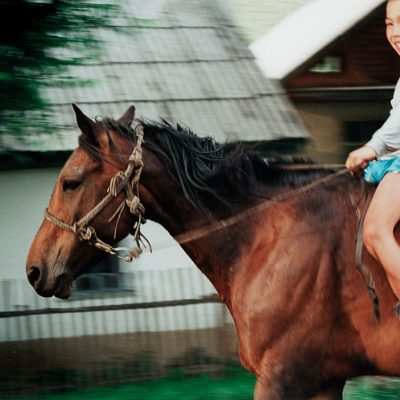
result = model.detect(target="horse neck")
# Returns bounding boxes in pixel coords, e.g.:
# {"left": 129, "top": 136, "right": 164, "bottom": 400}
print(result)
{"left": 137, "top": 151, "right": 261, "bottom": 306}
{"left": 136, "top": 142, "right": 344, "bottom": 306}
{"left": 263, "top": 166, "right": 341, "bottom": 195}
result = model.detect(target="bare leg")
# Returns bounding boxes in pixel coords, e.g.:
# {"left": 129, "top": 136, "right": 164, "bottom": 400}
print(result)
{"left": 363, "top": 172, "right": 400, "bottom": 299}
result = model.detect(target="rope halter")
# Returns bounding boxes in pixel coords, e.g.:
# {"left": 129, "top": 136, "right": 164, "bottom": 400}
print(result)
{"left": 44, "top": 124, "right": 148, "bottom": 262}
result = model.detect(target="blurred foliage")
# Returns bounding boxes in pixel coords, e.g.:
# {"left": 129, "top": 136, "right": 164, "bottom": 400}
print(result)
{"left": 0, "top": 150, "right": 71, "bottom": 170}
{"left": 0, "top": 0, "right": 119, "bottom": 137}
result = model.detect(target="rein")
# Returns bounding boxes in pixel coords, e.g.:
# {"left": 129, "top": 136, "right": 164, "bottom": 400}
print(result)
{"left": 173, "top": 166, "right": 381, "bottom": 321}
{"left": 44, "top": 125, "right": 146, "bottom": 262}
{"left": 174, "top": 167, "right": 348, "bottom": 244}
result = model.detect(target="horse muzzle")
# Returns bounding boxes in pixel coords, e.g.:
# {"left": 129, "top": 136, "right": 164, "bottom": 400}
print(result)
{"left": 26, "top": 265, "right": 73, "bottom": 299}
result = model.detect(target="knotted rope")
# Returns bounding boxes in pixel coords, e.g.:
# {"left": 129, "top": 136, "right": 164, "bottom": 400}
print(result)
{"left": 44, "top": 124, "right": 147, "bottom": 262}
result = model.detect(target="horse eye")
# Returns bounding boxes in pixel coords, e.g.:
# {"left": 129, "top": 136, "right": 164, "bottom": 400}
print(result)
{"left": 62, "top": 180, "right": 81, "bottom": 192}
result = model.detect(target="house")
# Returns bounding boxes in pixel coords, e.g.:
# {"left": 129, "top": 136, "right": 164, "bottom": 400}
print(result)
{"left": 0, "top": 0, "right": 308, "bottom": 314}
{"left": 249, "top": 0, "right": 399, "bottom": 162}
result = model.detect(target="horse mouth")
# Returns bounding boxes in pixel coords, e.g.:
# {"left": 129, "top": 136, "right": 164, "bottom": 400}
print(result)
{"left": 53, "top": 274, "right": 73, "bottom": 299}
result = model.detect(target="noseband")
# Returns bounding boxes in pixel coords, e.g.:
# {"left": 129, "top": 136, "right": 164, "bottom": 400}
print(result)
{"left": 44, "top": 124, "right": 147, "bottom": 262}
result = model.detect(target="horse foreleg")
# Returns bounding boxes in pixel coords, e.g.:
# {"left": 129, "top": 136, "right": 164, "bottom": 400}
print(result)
{"left": 254, "top": 375, "right": 305, "bottom": 400}
{"left": 254, "top": 375, "right": 283, "bottom": 400}
{"left": 254, "top": 375, "right": 345, "bottom": 400}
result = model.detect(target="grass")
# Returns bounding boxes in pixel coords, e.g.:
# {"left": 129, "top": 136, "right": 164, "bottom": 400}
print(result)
{"left": 4, "top": 367, "right": 255, "bottom": 400}
{"left": 344, "top": 377, "right": 400, "bottom": 400}
{"left": 4, "top": 369, "right": 400, "bottom": 400}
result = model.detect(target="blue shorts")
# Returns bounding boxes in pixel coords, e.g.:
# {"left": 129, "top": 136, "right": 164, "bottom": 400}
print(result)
{"left": 364, "top": 157, "right": 400, "bottom": 184}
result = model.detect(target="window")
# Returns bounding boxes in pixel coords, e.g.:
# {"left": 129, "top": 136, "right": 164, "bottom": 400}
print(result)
{"left": 310, "top": 56, "right": 343, "bottom": 73}
{"left": 344, "top": 120, "right": 384, "bottom": 144}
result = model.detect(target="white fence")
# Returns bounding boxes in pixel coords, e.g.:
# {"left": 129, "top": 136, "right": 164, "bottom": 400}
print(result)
{"left": 0, "top": 265, "right": 233, "bottom": 341}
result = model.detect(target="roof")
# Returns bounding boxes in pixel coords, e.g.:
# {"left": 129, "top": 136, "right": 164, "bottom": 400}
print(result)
{"left": 250, "top": 0, "right": 385, "bottom": 80}
{"left": 226, "top": 0, "right": 311, "bottom": 44}
{"left": 1, "top": 0, "right": 308, "bottom": 153}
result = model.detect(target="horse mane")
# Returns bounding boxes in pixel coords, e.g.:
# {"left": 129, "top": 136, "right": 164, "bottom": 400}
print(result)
{"left": 80, "top": 117, "right": 316, "bottom": 209}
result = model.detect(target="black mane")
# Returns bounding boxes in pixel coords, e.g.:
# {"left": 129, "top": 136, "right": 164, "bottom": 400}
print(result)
{"left": 80, "top": 117, "right": 317, "bottom": 209}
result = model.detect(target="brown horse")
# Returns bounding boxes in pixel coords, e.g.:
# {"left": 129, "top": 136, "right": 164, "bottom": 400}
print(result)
{"left": 27, "top": 105, "right": 400, "bottom": 399}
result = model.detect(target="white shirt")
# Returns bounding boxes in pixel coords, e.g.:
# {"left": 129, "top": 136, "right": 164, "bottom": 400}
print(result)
{"left": 366, "top": 79, "right": 400, "bottom": 159}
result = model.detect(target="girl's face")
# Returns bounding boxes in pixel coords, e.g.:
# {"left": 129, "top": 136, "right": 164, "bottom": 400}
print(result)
{"left": 386, "top": 0, "right": 400, "bottom": 56}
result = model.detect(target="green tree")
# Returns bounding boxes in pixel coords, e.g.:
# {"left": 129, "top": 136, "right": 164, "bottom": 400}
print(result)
{"left": 0, "top": 0, "right": 118, "bottom": 138}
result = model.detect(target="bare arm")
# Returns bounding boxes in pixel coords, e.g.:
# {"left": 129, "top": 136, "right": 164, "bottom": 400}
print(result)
{"left": 346, "top": 80, "right": 400, "bottom": 174}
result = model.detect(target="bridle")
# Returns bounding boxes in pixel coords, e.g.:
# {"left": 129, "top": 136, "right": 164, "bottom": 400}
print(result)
{"left": 44, "top": 124, "right": 147, "bottom": 262}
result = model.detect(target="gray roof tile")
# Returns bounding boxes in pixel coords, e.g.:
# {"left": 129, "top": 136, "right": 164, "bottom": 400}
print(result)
{"left": 226, "top": 0, "right": 311, "bottom": 43}
{"left": 4, "top": 0, "right": 308, "bottom": 152}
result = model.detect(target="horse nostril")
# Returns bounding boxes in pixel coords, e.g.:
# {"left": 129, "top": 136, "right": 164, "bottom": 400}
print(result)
{"left": 27, "top": 266, "right": 41, "bottom": 286}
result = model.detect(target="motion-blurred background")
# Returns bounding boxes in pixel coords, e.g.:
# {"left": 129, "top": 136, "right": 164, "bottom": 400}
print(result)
{"left": 1, "top": 0, "right": 399, "bottom": 399}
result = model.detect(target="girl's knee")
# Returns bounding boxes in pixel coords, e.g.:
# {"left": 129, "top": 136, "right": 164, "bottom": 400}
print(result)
{"left": 363, "top": 220, "right": 387, "bottom": 255}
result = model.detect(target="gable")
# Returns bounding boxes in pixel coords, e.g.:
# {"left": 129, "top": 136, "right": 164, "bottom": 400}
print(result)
{"left": 250, "top": 0, "right": 386, "bottom": 81}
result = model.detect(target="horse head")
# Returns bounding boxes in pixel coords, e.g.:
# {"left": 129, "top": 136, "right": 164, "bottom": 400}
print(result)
{"left": 26, "top": 104, "right": 140, "bottom": 299}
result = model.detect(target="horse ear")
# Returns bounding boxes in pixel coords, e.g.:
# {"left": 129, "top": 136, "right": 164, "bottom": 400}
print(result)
{"left": 117, "top": 105, "right": 135, "bottom": 126}
{"left": 72, "top": 104, "right": 99, "bottom": 143}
